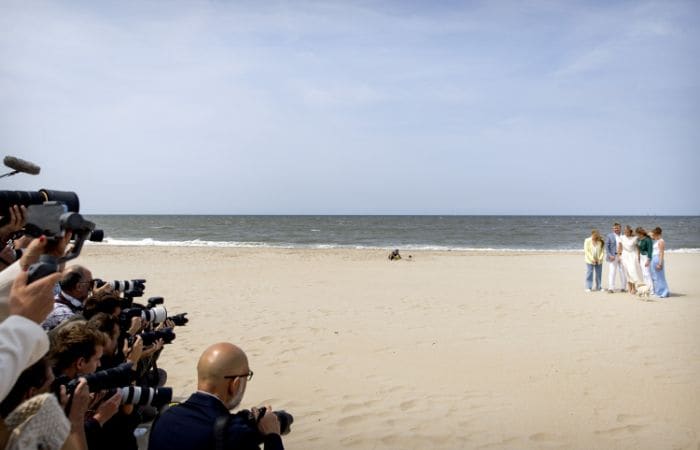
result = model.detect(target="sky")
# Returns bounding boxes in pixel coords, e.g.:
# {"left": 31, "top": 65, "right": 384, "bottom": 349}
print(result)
{"left": 1, "top": 0, "right": 698, "bottom": 215}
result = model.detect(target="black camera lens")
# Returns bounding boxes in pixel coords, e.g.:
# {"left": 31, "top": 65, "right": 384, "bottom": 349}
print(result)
{"left": 0, "top": 189, "right": 79, "bottom": 226}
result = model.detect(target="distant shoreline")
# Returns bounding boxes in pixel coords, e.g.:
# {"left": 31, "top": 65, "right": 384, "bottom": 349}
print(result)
{"left": 85, "top": 241, "right": 700, "bottom": 254}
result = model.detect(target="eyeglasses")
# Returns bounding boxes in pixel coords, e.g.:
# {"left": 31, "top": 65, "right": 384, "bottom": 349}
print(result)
{"left": 224, "top": 370, "right": 253, "bottom": 381}
{"left": 77, "top": 279, "right": 94, "bottom": 287}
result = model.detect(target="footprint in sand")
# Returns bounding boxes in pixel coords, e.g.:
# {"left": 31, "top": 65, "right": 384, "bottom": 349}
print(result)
{"left": 595, "top": 415, "right": 651, "bottom": 438}
{"left": 336, "top": 414, "right": 366, "bottom": 427}
{"left": 341, "top": 400, "right": 378, "bottom": 413}
{"left": 529, "top": 432, "right": 565, "bottom": 444}
{"left": 399, "top": 399, "right": 416, "bottom": 411}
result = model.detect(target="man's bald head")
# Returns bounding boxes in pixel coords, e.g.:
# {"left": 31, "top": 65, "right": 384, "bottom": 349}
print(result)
{"left": 197, "top": 342, "right": 249, "bottom": 387}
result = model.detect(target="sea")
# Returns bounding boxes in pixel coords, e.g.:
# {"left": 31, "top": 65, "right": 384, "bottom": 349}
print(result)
{"left": 84, "top": 216, "right": 700, "bottom": 253}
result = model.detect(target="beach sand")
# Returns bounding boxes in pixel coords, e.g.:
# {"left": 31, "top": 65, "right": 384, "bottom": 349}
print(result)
{"left": 80, "top": 246, "right": 700, "bottom": 449}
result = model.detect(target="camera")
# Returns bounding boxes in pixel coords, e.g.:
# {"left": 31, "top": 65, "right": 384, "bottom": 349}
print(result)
{"left": 94, "top": 279, "right": 146, "bottom": 297}
{"left": 108, "top": 386, "right": 173, "bottom": 408}
{"left": 146, "top": 298, "right": 188, "bottom": 326}
{"left": 23, "top": 201, "right": 96, "bottom": 283}
{"left": 24, "top": 202, "right": 93, "bottom": 240}
{"left": 251, "top": 407, "right": 293, "bottom": 436}
{"left": 53, "top": 363, "right": 134, "bottom": 396}
{"left": 0, "top": 189, "right": 79, "bottom": 226}
{"left": 121, "top": 305, "right": 168, "bottom": 325}
{"left": 128, "top": 328, "right": 176, "bottom": 346}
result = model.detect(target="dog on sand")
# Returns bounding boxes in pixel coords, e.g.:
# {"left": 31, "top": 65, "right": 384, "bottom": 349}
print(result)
{"left": 635, "top": 282, "right": 652, "bottom": 300}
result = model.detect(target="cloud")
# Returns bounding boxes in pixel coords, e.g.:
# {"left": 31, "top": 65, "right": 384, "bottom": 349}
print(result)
{"left": 0, "top": 0, "right": 698, "bottom": 214}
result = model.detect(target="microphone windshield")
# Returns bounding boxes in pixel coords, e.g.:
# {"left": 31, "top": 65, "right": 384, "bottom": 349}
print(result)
{"left": 3, "top": 156, "right": 41, "bottom": 175}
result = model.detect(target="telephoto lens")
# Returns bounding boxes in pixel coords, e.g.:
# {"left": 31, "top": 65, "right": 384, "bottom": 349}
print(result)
{"left": 111, "top": 279, "right": 146, "bottom": 295}
{"left": 142, "top": 305, "right": 168, "bottom": 324}
{"left": 112, "top": 386, "right": 173, "bottom": 408}
{"left": 0, "top": 189, "right": 79, "bottom": 226}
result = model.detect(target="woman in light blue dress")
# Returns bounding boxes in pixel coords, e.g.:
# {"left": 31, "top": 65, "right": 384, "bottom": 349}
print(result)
{"left": 650, "top": 227, "right": 670, "bottom": 298}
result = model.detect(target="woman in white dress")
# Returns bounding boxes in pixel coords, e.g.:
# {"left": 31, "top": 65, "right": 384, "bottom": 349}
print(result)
{"left": 619, "top": 225, "right": 643, "bottom": 294}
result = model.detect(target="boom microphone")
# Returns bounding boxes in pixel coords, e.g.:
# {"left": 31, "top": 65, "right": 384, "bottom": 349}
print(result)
{"left": 3, "top": 156, "right": 41, "bottom": 176}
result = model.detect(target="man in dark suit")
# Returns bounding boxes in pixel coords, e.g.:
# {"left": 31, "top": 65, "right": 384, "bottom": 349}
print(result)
{"left": 149, "top": 342, "right": 284, "bottom": 450}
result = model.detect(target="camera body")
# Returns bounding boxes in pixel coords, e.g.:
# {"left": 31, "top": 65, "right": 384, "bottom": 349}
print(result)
{"left": 127, "top": 327, "right": 176, "bottom": 346}
{"left": 24, "top": 201, "right": 94, "bottom": 240}
{"left": 23, "top": 201, "right": 96, "bottom": 284}
{"left": 247, "top": 407, "right": 294, "bottom": 436}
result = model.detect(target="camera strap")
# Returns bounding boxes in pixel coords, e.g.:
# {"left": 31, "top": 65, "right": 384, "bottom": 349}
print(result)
{"left": 55, "top": 296, "right": 82, "bottom": 313}
{"left": 213, "top": 414, "right": 231, "bottom": 450}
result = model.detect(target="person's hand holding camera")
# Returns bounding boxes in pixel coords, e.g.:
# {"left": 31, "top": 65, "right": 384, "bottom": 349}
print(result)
{"left": 93, "top": 390, "right": 122, "bottom": 426}
{"left": 59, "top": 378, "right": 90, "bottom": 429}
{"left": 0, "top": 205, "right": 27, "bottom": 241}
{"left": 0, "top": 244, "right": 16, "bottom": 269}
{"left": 126, "top": 316, "right": 143, "bottom": 336}
{"left": 125, "top": 335, "right": 144, "bottom": 368}
{"left": 92, "top": 282, "right": 113, "bottom": 296}
{"left": 18, "top": 234, "right": 72, "bottom": 271}
{"left": 255, "top": 405, "right": 281, "bottom": 436}
{"left": 141, "top": 338, "right": 164, "bottom": 359}
{"left": 156, "top": 318, "right": 175, "bottom": 331}
{"left": 9, "top": 262, "right": 61, "bottom": 324}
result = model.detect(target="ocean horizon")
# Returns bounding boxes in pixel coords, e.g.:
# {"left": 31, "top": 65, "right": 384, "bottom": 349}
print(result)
{"left": 84, "top": 215, "right": 700, "bottom": 253}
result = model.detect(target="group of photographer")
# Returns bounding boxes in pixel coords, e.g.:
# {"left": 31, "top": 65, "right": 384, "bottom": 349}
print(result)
{"left": 0, "top": 187, "right": 291, "bottom": 450}
{"left": 0, "top": 202, "right": 181, "bottom": 450}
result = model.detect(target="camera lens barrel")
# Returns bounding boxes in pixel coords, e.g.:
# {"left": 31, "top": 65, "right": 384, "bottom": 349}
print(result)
{"left": 0, "top": 190, "right": 79, "bottom": 226}
{"left": 117, "top": 386, "right": 173, "bottom": 407}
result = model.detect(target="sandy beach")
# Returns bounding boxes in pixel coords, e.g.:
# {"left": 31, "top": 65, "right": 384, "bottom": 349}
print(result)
{"left": 79, "top": 246, "right": 700, "bottom": 449}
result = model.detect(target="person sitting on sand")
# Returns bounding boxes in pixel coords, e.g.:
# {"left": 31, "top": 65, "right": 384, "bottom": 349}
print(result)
{"left": 388, "top": 249, "right": 401, "bottom": 261}
{"left": 149, "top": 342, "right": 285, "bottom": 450}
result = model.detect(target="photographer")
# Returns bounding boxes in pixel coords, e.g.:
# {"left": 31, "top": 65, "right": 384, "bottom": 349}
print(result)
{"left": 42, "top": 265, "right": 109, "bottom": 331}
{"left": 0, "top": 241, "right": 62, "bottom": 402}
{"left": 149, "top": 342, "right": 286, "bottom": 450}
{"left": 50, "top": 316, "right": 156, "bottom": 450}
{"left": 83, "top": 292, "right": 123, "bottom": 320}
{"left": 0, "top": 358, "right": 90, "bottom": 450}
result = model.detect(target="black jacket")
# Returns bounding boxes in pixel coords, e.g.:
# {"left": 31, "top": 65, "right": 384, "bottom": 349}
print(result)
{"left": 148, "top": 392, "right": 284, "bottom": 450}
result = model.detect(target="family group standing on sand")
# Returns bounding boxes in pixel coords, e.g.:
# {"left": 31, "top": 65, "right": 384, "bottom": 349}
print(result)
{"left": 583, "top": 223, "right": 670, "bottom": 298}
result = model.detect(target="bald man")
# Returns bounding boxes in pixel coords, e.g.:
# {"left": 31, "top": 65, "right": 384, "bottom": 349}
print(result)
{"left": 149, "top": 342, "right": 284, "bottom": 450}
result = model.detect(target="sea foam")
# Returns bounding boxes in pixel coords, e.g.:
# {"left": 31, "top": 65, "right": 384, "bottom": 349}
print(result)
{"left": 92, "top": 238, "right": 699, "bottom": 253}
